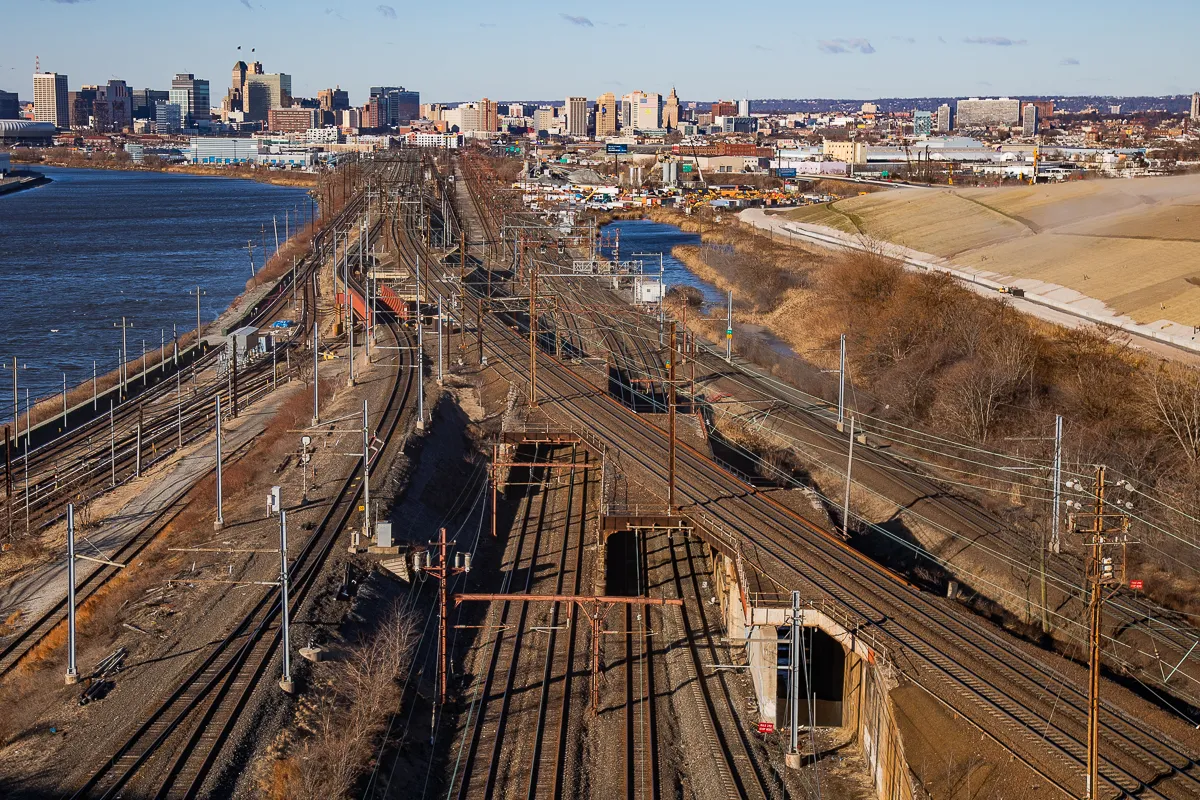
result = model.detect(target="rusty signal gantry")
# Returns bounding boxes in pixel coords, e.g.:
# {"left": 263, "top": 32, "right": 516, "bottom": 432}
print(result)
{"left": 453, "top": 593, "right": 683, "bottom": 712}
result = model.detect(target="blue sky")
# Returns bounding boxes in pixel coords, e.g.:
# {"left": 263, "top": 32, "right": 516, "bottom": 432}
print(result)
{"left": 3, "top": 0, "right": 1197, "bottom": 104}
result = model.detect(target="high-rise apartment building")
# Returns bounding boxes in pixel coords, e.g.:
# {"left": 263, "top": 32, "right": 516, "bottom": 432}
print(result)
{"left": 318, "top": 87, "right": 350, "bottom": 111}
{"left": 0, "top": 90, "right": 18, "bottom": 120}
{"left": 662, "top": 88, "right": 680, "bottom": 130}
{"left": 954, "top": 97, "right": 1021, "bottom": 128}
{"left": 620, "top": 91, "right": 645, "bottom": 128}
{"left": 1026, "top": 100, "right": 1054, "bottom": 122}
{"left": 565, "top": 96, "right": 588, "bottom": 137}
{"left": 595, "top": 92, "right": 618, "bottom": 137}
{"left": 1192, "top": 92, "right": 1200, "bottom": 122}
{"left": 1022, "top": 104, "right": 1039, "bottom": 137}
{"left": 737, "top": 98, "right": 750, "bottom": 117}
{"left": 913, "top": 110, "right": 933, "bottom": 137}
{"left": 170, "top": 73, "right": 210, "bottom": 127}
{"left": 636, "top": 93, "right": 662, "bottom": 130}
{"left": 936, "top": 103, "right": 953, "bottom": 132}
{"left": 268, "top": 107, "right": 319, "bottom": 133}
{"left": 33, "top": 72, "right": 69, "bottom": 128}
{"left": 533, "top": 106, "right": 558, "bottom": 133}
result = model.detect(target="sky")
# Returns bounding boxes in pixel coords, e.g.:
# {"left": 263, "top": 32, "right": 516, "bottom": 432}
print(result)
{"left": 3, "top": 0, "right": 1198, "bottom": 105}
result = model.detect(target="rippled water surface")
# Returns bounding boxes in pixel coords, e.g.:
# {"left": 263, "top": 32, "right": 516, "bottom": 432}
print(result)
{"left": 0, "top": 166, "right": 311, "bottom": 399}
{"left": 602, "top": 219, "right": 726, "bottom": 306}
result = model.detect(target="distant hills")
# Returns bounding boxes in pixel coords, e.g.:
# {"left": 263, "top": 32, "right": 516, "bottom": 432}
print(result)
{"left": 488, "top": 96, "right": 1195, "bottom": 114}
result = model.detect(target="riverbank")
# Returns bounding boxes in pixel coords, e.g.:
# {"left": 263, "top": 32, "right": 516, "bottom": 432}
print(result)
{"left": 0, "top": 170, "right": 51, "bottom": 197}
{"left": 9, "top": 152, "right": 317, "bottom": 189}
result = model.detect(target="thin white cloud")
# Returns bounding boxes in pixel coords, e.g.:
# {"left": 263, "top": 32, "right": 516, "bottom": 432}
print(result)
{"left": 818, "top": 38, "right": 875, "bottom": 55}
{"left": 1060, "top": 57, "right": 1080, "bottom": 66}
{"left": 964, "top": 36, "right": 1027, "bottom": 46}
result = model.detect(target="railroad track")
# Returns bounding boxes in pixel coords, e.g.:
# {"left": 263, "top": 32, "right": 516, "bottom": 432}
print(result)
{"left": 452, "top": 156, "right": 1200, "bottom": 799}
{"left": 67, "top": 171, "right": 415, "bottom": 799}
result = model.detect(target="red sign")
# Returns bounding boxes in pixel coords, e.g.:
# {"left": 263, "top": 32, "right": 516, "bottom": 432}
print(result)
{"left": 757, "top": 722, "right": 775, "bottom": 734}
{"left": 1130, "top": 579, "right": 1144, "bottom": 591}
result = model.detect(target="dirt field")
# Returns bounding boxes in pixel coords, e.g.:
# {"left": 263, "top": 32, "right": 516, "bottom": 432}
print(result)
{"left": 785, "top": 173, "right": 1200, "bottom": 325}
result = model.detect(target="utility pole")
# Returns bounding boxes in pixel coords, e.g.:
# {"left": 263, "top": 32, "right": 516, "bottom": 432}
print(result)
{"left": 279, "top": 508, "right": 294, "bottom": 693}
{"left": 529, "top": 247, "right": 538, "bottom": 408}
{"left": 668, "top": 321, "right": 677, "bottom": 514}
{"left": 65, "top": 502, "right": 78, "bottom": 685}
{"left": 189, "top": 286, "right": 207, "bottom": 350}
{"left": 725, "top": 290, "right": 733, "bottom": 363}
{"left": 838, "top": 333, "right": 847, "bottom": 431}
{"left": 414, "top": 527, "right": 471, "bottom": 708}
{"left": 214, "top": 394, "right": 224, "bottom": 530}
{"left": 1072, "top": 465, "right": 1133, "bottom": 799}
{"left": 437, "top": 295, "right": 444, "bottom": 386}
{"left": 312, "top": 305, "right": 320, "bottom": 426}
{"left": 842, "top": 414, "right": 855, "bottom": 538}
{"left": 115, "top": 317, "right": 133, "bottom": 399}
{"left": 359, "top": 399, "right": 372, "bottom": 549}
{"left": 416, "top": 257, "right": 425, "bottom": 430}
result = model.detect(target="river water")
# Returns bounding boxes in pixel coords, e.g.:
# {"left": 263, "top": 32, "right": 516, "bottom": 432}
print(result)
{"left": 602, "top": 219, "right": 726, "bottom": 306}
{"left": 0, "top": 167, "right": 311, "bottom": 400}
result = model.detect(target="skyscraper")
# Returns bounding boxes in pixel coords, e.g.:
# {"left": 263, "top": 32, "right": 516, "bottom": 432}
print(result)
{"left": 565, "top": 96, "right": 588, "bottom": 137}
{"left": 636, "top": 93, "right": 662, "bottom": 130}
{"left": 318, "top": 87, "right": 350, "bottom": 112}
{"left": 245, "top": 72, "right": 291, "bottom": 122}
{"left": 133, "top": 89, "right": 168, "bottom": 120}
{"left": 170, "top": 74, "right": 210, "bottom": 127}
{"left": 595, "top": 92, "right": 618, "bottom": 137}
{"left": 369, "top": 87, "right": 420, "bottom": 126}
{"left": 936, "top": 103, "right": 953, "bottom": 132}
{"left": 1022, "top": 104, "right": 1039, "bottom": 137}
{"left": 662, "top": 88, "right": 680, "bottom": 130}
{"left": 0, "top": 90, "right": 18, "bottom": 120}
{"left": 33, "top": 72, "right": 69, "bottom": 128}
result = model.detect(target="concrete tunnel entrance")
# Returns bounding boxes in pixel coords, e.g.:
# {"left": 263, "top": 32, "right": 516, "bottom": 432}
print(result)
{"left": 605, "top": 528, "right": 646, "bottom": 597}
{"left": 777, "top": 626, "right": 845, "bottom": 728}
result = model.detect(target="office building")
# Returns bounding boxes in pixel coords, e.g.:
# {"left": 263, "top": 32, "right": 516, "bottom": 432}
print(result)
{"left": 1026, "top": 100, "right": 1054, "bottom": 122}
{"left": 913, "top": 110, "right": 933, "bottom": 137}
{"left": 1192, "top": 92, "right": 1200, "bottom": 122}
{"left": 936, "top": 103, "right": 953, "bottom": 132}
{"left": 268, "top": 107, "right": 319, "bottom": 133}
{"left": 662, "top": 88, "right": 680, "bottom": 130}
{"left": 722, "top": 116, "right": 758, "bottom": 134}
{"left": 595, "top": 92, "right": 618, "bottom": 137}
{"left": 133, "top": 89, "right": 168, "bottom": 119}
{"left": 33, "top": 72, "right": 69, "bottom": 128}
{"left": 823, "top": 140, "right": 867, "bottom": 164}
{"left": 565, "top": 96, "right": 588, "bottom": 137}
{"left": 70, "top": 87, "right": 99, "bottom": 128}
{"left": 636, "top": 93, "right": 662, "bottom": 130}
{"left": 93, "top": 80, "right": 132, "bottom": 131}
{"left": 421, "top": 103, "right": 445, "bottom": 122}
{"left": 155, "top": 101, "right": 182, "bottom": 133}
{"left": 170, "top": 74, "right": 211, "bottom": 127}
{"left": 369, "top": 86, "right": 419, "bottom": 126}
{"left": 245, "top": 72, "right": 291, "bottom": 122}
{"left": 738, "top": 98, "right": 751, "bottom": 117}
{"left": 620, "top": 92, "right": 641, "bottom": 128}
{"left": 954, "top": 97, "right": 1021, "bottom": 128}
{"left": 533, "top": 106, "right": 558, "bottom": 133}
{"left": 711, "top": 100, "right": 737, "bottom": 117}
{"left": 1022, "top": 104, "right": 1038, "bottom": 137}
{"left": 318, "top": 87, "right": 350, "bottom": 112}
{"left": 337, "top": 108, "right": 361, "bottom": 129}
{"left": 0, "top": 90, "right": 21, "bottom": 120}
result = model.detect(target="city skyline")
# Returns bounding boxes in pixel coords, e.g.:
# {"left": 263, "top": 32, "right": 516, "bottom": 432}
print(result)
{"left": 3, "top": 0, "right": 1198, "bottom": 103}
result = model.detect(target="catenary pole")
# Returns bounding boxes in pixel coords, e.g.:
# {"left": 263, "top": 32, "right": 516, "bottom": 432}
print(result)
{"left": 215, "top": 394, "right": 224, "bottom": 529}
{"left": 65, "top": 503, "right": 78, "bottom": 685}
{"left": 279, "top": 509, "right": 293, "bottom": 693}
